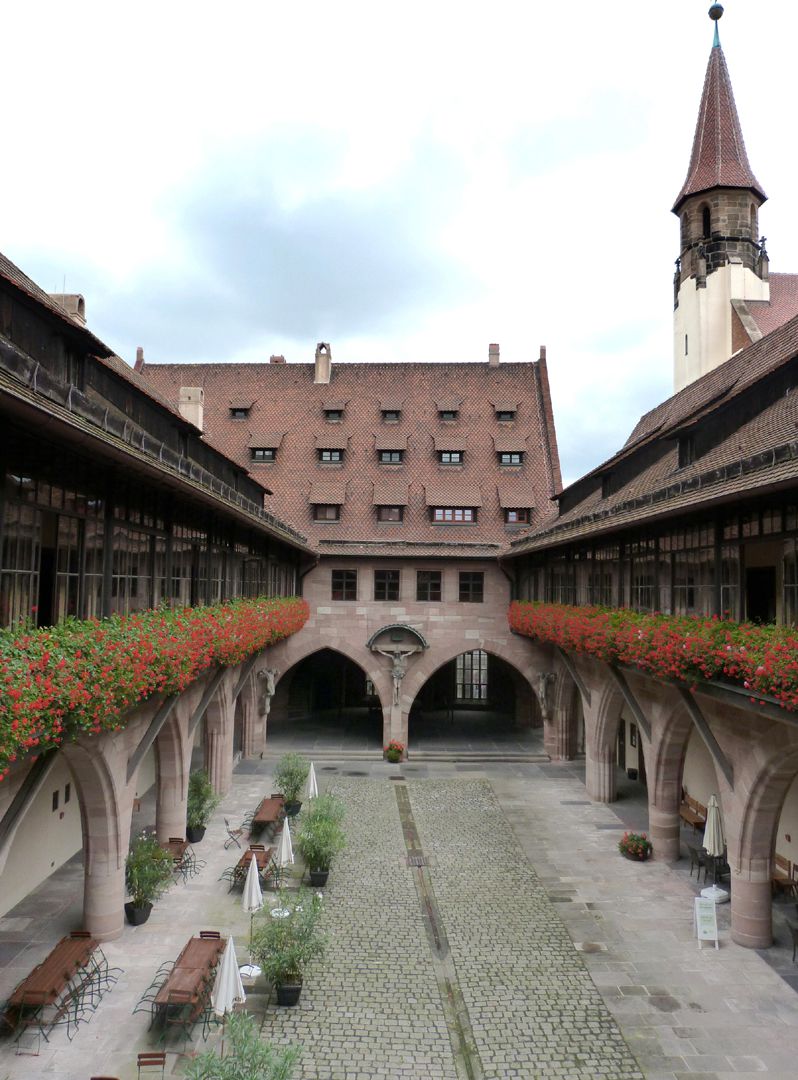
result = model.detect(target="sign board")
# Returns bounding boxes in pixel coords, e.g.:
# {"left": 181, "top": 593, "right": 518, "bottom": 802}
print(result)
{"left": 694, "top": 897, "right": 719, "bottom": 949}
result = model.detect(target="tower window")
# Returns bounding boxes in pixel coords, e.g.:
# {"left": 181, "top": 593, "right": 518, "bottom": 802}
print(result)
{"left": 685, "top": 334, "right": 689, "bottom": 356}
{"left": 702, "top": 205, "right": 711, "bottom": 238}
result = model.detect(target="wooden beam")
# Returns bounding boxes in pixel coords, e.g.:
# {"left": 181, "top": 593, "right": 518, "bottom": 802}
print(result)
{"left": 555, "top": 647, "right": 591, "bottom": 706}
{"left": 126, "top": 695, "right": 178, "bottom": 783}
{"left": 189, "top": 666, "right": 226, "bottom": 737}
{"left": 675, "top": 685, "right": 734, "bottom": 790}
{"left": 607, "top": 665, "right": 651, "bottom": 741}
{"left": 0, "top": 751, "right": 57, "bottom": 858}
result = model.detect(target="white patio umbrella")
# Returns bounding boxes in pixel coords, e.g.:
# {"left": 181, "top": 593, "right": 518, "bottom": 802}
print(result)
{"left": 240, "top": 854, "right": 264, "bottom": 978}
{"left": 211, "top": 936, "right": 246, "bottom": 1054}
{"left": 273, "top": 816, "right": 294, "bottom": 889}
{"left": 307, "top": 762, "right": 319, "bottom": 800}
{"left": 701, "top": 794, "right": 729, "bottom": 904}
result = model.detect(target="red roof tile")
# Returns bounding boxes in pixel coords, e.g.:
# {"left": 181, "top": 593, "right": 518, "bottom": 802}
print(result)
{"left": 374, "top": 432, "right": 409, "bottom": 451}
{"left": 424, "top": 482, "right": 482, "bottom": 507}
{"left": 308, "top": 479, "right": 347, "bottom": 504}
{"left": 673, "top": 43, "right": 765, "bottom": 212}
{"left": 247, "top": 431, "right": 285, "bottom": 449}
{"left": 372, "top": 481, "right": 409, "bottom": 506}
{"left": 496, "top": 482, "right": 536, "bottom": 509}
{"left": 314, "top": 432, "right": 349, "bottom": 450}
{"left": 493, "top": 433, "right": 527, "bottom": 453}
{"left": 743, "top": 274, "right": 798, "bottom": 340}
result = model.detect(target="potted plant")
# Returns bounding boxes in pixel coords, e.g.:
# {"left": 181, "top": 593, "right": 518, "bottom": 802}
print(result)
{"left": 296, "top": 815, "right": 346, "bottom": 887}
{"left": 125, "top": 831, "right": 174, "bottom": 925}
{"left": 186, "top": 769, "right": 221, "bottom": 842}
{"left": 184, "top": 1011, "right": 301, "bottom": 1079}
{"left": 618, "top": 831, "right": 653, "bottom": 861}
{"left": 385, "top": 739, "right": 404, "bottom": 763}
{"left": 251, "top": 889, "right": 325, "bottom": 1006}
{"left": 273, "top": 753, "right": 310, "bottom": 818}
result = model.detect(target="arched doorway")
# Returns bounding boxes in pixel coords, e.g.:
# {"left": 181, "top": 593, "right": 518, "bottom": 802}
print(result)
{"left": 267, "top": 649, "right": 384, "bottom": 752}
{"left": 408, "top": 650, "right": 542, "bottom": 752}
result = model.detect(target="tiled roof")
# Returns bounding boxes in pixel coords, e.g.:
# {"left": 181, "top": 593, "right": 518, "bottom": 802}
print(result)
{"left": 308, "top": 479, "right": 347, "bottom": 504}
{"left": 424, "top": 482, "right": 482, "bottom": 507}
{"left": 433, "top": 433, "right": 468, "bottom": 451}
{"left": 509, "top": 363, "right": 798, "bottom": 553}
{"left": 321, "top": 398, "right": 348, "bottom": 411}
{"left": 314, "top": 432, "right": 349, "bottom": 450}
{"left": 493, "top": 433, "right": 527, "bottom": 453}
{"left": 247, "top": 431, "right": 284, "bottom": 449}
{"left": 139, "top": 359, "right": 562, "bottom": 551}
{"left": 673, "top": 42, "right": 766, "bottom": 212}
{"left": 378, "top": 396, "right": 405, "bottom": 410}
{"left": 435, "top": 396, "right": 463, "bottom": 411}
{"left": 496, "top": 482, "right": 536, "bottom": 509}
{"left": 491, "top": 399, "right": 520, "bottom": 412}
{"left": 372, "top": 481, "right": 409, "bottom": 506}
{"left": 229, "top": 396, "right": 255, "bottom": 409}
{"left": 742, "top": 274, "right": 798, "bottom": 340}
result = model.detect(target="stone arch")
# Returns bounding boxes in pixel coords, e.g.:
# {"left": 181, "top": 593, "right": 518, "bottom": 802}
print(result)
{"left": 256, "top": 632, "right": 391, "bottom": 707}
{"left": 403, "top": 639, "right": 547, "bottom": 711}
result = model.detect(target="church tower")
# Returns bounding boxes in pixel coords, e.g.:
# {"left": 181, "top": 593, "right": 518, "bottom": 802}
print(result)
{"left": 672, "top": 5, "right": 769, "bottom": 391}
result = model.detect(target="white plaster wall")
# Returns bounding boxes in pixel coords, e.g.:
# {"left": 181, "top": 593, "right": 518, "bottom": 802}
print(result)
{"left": 682, "top": 729, "right": 718, "bottom": 804}
{"left": 135, "top": 746, "right": 157, "bottom": 800}
{"left": 0, "top": 756, "right": 82, "bottom": 917}
{"left": 775, "top": 775, "right": 798, "bottom": 867}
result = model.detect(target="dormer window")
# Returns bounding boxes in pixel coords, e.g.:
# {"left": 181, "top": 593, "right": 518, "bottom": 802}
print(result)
{"left": 498, "top": 452, "right": 523, "bottom": 466}
{"left": 324, "top": 409, "right": 343, "bottom": 423}
{"left": 382, "top": 409, "right": 401, "bottom": 422}
{"left": 496, "top": 410, "right": 516, "bottom": 422}
{"left": 319, "top": 448, "right": 344, "bottom": 463}
{"left": 432, "top": 507, "right": 475, "bottom": 523}
{"left": 377, "top": 505, "right": 404, "bottom": 522}
{"left": 678, "top": 435, "right": 696, "bottom": 469}
{"left": 504, "top": 508, "right": 529, "bottom": 524}
{"left": 230, "top": 406, "right": 250, "bottom": 420}
{"left": 248, "top": 432, "right": 283, "bottom": 460}
{"left": 251, "top": 447, "right": 276, "bottom": 462}
{"left": 439, "top": 409, "right": 458, "bottom": 421}
{"left": 379, "top": 450, "right": 404, "bottom": 464}
{"left": 439, "top": 451, "right": 463, "bottom": 465}
{"left": 601, "top": 473, "right": 613, "bottom": 499}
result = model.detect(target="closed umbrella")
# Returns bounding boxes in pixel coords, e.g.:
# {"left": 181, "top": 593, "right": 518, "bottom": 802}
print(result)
{"left": 211, "top": 936, "right": 246, "bottom": 1054}
{"left": 274, "top": 817, "right": 294, "bottom": 889}
{"left": 240, "top": 854, "right": 263, "bottom": 978}
{"left": 307, "top": 762, "right": 319, "bottom": 800}
{"left": 701, "top": 794, "right": 729, "bottom": 903}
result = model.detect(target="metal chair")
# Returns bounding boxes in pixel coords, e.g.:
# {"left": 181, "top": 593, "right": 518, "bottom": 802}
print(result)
{"left": 687, "top": 843, "right": 708, "bottom": 881}
{"left": 224, "top": 817, "right": 245, "bottom": 849}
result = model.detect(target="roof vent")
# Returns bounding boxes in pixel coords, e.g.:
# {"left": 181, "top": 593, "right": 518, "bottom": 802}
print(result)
{"left": 134, "top": 346, "right": 145, "bottom": 372}
{"left": 49, "top": 293, "right": 86, "bottom": 326}
{"left": 270, "top": 354, "right": 286, "bottom": 364}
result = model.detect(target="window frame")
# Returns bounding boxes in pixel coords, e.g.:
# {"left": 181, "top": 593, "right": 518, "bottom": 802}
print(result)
{"left": 318, "top": 448, "right": 344, "bottom": 463}
{"left": 438, "top": 409, "right": 458, "bottom": 421}
{"left": 331, "top": 569, "right": 357, "bottom": 601}
{"left": 324, "top": 409, "right": 343, "bottom": 423}
{"left": 374, "top": 568, "right": 400, "bottom": 601}
{"left": 458, "top": 571, "right": 484, "bottom": 603}
{"left": 498, "top": 451, "right": 523, "bottom": 466}
{"left": 431, "top": 507, "right": 476, "bottom": 524}
{"left": 251, "top": 447, "right": 276, "bottom": 462}
{"left": 504, "top": 508, "right": 529, "bottom": 524}
{"left": 378, "top": 450, "right": 404, "bottom": 464}
{"left": 230, "top": 407, "right": 250, "bottom": 420}
{"left": 376, "top": 505, "right": 404, "bottom": 522}
{"left": 495, "top": 410, "right": 516, "bottom": 422}
{"left": 381, "top": 409, "right": 401, "bottom": 422}
{"left": 313, "top": 504, "right": 341, "bottom": 522}
{"left": 416, "top": 570, "right": 442, "bottom": 602}
{"left": 438, "top": 451, "right": 463, "bottom": 465}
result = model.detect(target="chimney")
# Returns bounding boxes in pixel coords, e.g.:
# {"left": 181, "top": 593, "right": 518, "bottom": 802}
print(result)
{"left": 269, "top": 354, "right": 286, "bottom": 364}
{"left": 539, "top": 345, "right": 547, "bottom": 363}
{"left": 488, "top": 343, "right": 500, "bottom": 367}
{"left": 49, "top": 293, "right": 86, "bottom": 326}
{"left": 178, "top": 386, "right": 204, "bottom": 431}
{"left": 134, "top": 346, "right": 145, "bottom": 372}
{"left": 314, "top": 342, "right": 331, "bottom": 384}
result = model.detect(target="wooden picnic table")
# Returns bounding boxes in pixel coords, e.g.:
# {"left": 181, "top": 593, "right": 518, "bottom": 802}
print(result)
{"left": 251, "top": 795, "right": 284, "bottom": 832}
{"left": 236, "top": 846, "right": 274, "bottom": 874}
{"left": 6, "top": 935, "right": 97, "bottom": 1008}
{"left": 154, "top": 936, "right": 225, "bottom": 1008}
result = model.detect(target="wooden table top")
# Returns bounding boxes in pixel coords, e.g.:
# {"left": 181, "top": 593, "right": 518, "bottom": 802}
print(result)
{"left": 7, "top": 935, "right": 97, "bottom": 1006}
{"left": 154, "top": 935, "right": 225, "bottom": 1007}
{"left": 253, "top": 796, "right": 284, "bottom": 825}
{"left": 236, "top": 846, "right": 274, "bottom": 872}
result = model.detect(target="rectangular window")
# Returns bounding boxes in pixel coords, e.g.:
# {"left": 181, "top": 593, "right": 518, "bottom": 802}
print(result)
{"left": 456, "top": 650, "right": 488, "bottom": 701}
{"left": 504, "top": 508, "right": 529, "bottom": 524}
{"left": 432, "top": 507, "right": 475, "bottom": 523}
{"left": 64, "top": 783, "right": 71, "bottom": 805}
{"left": 52, "top": 790, "right": 59, "bottom": 812}
{"left": 324, "top": 409, "right": 343, "bottom": 422}
{"left": 374, "top": 569, "right": 400, "bottom": 601}
{"left": 382, "top": 410, "right": 401, "bottom": 422}
{"left": 678, "top": 435, "right": 695, "bottom": 469}
{"left": 496, "top": 410, "right": 516, "bottom": 421}
{"left": 498, "top": 452, "right": 523, "bottom": 466}
{"left": 416, "top": 570, "right": 442, "bottom": 601}
{"left": 251, "top": 448, "right": 276, "bottom": 462}
{"left": 378, "top": 450, "right": 403, "bottom": 463}
{"left": 318, "top": 449, "right": 343, "bottom": 462}
{"left": 458, "top": 571, "right": 484, "bottom": 602}
{"left": 314, "top": 504, "right": 340, "bottom": 522}
{"left": 439, "top": 410, "right": 458, "bottom": 421}
{"left": 230, "top": 407, "right": 250, "bottom": 419}
{"left": 331, "top": 569, "right": 357, "bottom": 601}
{"left": 377, "top": 506, "right": 403, "bottom": 522}
{"left": 439, "top": 451, "right": 463, "bottom": 464}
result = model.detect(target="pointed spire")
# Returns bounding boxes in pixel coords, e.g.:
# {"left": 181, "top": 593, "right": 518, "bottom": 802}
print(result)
{"left": 672, "top": 7, "right": 766, "bottom": 213}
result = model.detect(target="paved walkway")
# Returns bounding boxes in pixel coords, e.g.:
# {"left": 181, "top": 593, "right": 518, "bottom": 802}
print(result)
{"left": 0, "top": 754, "right": 796, "bottom": 1078}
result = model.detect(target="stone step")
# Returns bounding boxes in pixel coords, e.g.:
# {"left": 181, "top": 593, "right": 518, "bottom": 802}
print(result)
{"left": 407, "top": 751, "right": 550, "bottom": 763}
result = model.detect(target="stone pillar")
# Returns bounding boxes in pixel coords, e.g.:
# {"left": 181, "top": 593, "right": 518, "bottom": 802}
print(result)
{"left": 731, "top": 870, "right": 773, "bottom": 949}
{"left": 647, "top": 802, "right": 680, "bottom": 862}
{"left": 204, "top": 677, "right": 235, "bottom": 796}
{"left": 155, "top": 700, "right": 192, "bottom": 843}
{"left": 82, "top": 794, "right": 133, "bottom": 941}
{"left": 585, "top": 743, "right": 616, "bottom": 802}
{"left": 238, "top": 674, "right": 262, "bottom": 758}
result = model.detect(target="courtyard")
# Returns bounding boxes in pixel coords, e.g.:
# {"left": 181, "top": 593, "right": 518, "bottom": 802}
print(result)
{"left": 1, "top": 749, "right": 797, "bottom": 1079}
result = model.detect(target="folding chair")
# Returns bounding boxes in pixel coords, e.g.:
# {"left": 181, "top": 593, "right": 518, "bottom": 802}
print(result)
{"left": 137, "top": 1051, "right": 166, "bottom": 1077}
{"left": 224, "top": 818, "right": 245, "bottom": 849}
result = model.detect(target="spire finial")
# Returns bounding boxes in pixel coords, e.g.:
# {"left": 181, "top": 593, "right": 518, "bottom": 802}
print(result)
{"left": 709, "top": 4, "right": 724, "bottom": 47}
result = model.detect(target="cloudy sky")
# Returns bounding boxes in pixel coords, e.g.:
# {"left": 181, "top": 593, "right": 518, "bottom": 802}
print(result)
{"left": 4, "top": 1, "right": 797, "bottom": 484}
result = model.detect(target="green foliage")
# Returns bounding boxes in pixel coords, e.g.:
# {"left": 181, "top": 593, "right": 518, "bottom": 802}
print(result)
{"left": 618, "top": 831, "right": 653, "bottom": 859}
{"left": 303, "top": 792, "right": 345, "bottom": 827}
{"left": 125, "top": 831, "right": 174, "bottom": 908}
{"left": 273, "top": 753, "right": 310, "bottom": 803}
{"left": 296, "top": 816, "right": 346, "bottom": 873}
{"left": 187, "top": 769, "right": 221, "bottom": 829}
{"left": 251, "top": 890, "right": 326, "bottom": 985}
{"left": 183, "top": 1011, "right": 301, "bottom": 1080}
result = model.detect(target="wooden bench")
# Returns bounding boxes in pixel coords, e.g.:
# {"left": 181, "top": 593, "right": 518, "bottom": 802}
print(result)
{"left": 679, "top": 794, "right": 706, "bottom": 832}
{"left": 772, "top": 853, "right": 794, "bottom": 895}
